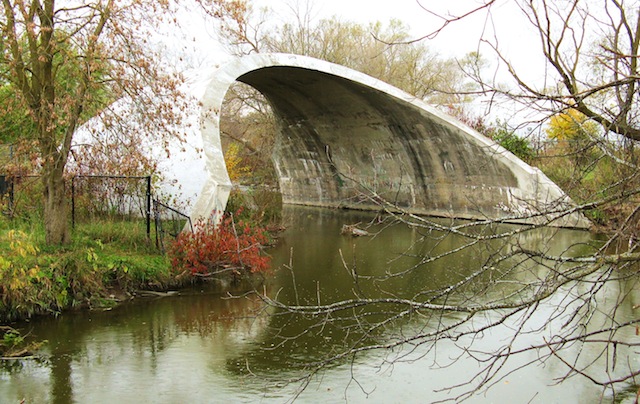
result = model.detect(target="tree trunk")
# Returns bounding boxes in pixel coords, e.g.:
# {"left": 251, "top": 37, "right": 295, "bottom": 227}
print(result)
{"left": 43, "top": 172, "right": 69, "bottom": 245}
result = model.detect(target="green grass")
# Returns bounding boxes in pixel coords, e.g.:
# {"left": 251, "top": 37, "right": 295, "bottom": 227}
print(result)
{"left": 0, "top": 216, "right": 183, "bottom": 322}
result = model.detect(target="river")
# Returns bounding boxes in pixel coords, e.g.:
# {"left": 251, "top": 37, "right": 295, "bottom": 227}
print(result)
{"left": 1, "top": 206, "right": 638, "bottom": 403}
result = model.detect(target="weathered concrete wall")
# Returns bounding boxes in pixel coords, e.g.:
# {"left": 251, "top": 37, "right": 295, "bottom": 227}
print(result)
{"left": 192, "top": 53, "right": 589, "bottom": 228}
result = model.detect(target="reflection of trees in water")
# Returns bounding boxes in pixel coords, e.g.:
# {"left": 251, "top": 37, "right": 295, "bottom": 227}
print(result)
{"left": 0, "top": 282, "right": 274, "bottom": 403}
{"left": 117, "top": 282, "right": 273, "bottom": 357}
{"left": 223, "top": 210, "right": 596, "bottom": 379}
{"left": 171, "top": 288, "right": 271, "bottom": 342}
{"left": 234, "top": 207, "right": 639, "bottom": 401}
{"left": 3, "top": 312, "right": 97, "bottom": 403}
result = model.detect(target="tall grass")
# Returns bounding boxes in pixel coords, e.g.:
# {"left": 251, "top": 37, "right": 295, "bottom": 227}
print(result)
{"left": 0, "top": 216, "right": 180, "bottom": 321}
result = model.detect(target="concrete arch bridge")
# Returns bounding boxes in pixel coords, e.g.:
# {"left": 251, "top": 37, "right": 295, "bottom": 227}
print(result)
{"left": 188, "top": 53, "right": 588, "bottom": 228}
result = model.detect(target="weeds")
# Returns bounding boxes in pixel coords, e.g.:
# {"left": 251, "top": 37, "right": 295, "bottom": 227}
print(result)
{"left": 0, "top": 203, "right": 275, "bottom": 321}
{"left": 0, "top": 217, "right": 178, "bottom": 321}
{"left": 534, "top": 146, "right": 640, "bottom": 229}
{"left": 0, "top": 326, "right": 45, "bottom": 358}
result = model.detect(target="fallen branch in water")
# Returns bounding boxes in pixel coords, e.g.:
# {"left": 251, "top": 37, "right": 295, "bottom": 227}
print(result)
{"left": 341, "top": 224, "right": 371, "bottom": 237}
{"left": 135, "top": 290, "right": 180, "bottom": 298}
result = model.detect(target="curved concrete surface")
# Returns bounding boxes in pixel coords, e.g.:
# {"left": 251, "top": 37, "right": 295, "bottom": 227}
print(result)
{"left": 191, "top": 53, "right": 589, "bottom": 228}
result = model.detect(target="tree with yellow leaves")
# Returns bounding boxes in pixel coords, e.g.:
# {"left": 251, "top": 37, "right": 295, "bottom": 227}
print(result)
{"left": 546, "top": 109, "right": 601, "bottom": 142}
{"left": 224, "top": 142, "right": 250, "bottom": 183}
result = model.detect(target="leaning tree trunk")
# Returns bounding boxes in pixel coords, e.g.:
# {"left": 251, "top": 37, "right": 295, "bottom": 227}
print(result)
{"left": 42, "top": 166, "right": 69, "bottom": 245}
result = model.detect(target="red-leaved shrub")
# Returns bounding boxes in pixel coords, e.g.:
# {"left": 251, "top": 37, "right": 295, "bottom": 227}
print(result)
{"left": 167, "top": 212, "right": 271, "bottom": 277}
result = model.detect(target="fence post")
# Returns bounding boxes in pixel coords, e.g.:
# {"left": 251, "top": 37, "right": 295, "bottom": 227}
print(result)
{"left": 146, "top": 175, "right": 151, "bottom": 240}
{"left": 9, "top": 176, "right": 13, "bottom": 213}
{"left": 153, "top": 199, "right": 159, "bottom": 249}
{"left": 71, "top": 176, "right": 76, "bottom": 229}
{"left": 8, "top": 146, "right": 14, "bottom": 213}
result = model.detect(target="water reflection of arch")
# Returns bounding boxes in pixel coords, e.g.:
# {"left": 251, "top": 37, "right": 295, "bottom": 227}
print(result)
{"left": 221, "top": 207, "right": 600, "bottom": 382}
{"left": 190, "top": 53, "right": 589, "bottom": 229}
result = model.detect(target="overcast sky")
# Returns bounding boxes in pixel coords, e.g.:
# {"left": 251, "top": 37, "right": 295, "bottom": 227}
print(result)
{"left": 168, "top": 0, "right": 544, "bottom": 84}
{"left": 252, "top": 0, "right": 540, "bottom": 61}
{"left": 254, "top": 0, "right": 488, "bottom": 56}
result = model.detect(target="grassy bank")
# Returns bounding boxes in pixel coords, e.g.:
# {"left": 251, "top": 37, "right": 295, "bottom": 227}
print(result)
{"left": 0, "top": 216, "right": 186, "bottom": 322}
{"left": 0, "top": 188, "right": 281, "bottom": 323}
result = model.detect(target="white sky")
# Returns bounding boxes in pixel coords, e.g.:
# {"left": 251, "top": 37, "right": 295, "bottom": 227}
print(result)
{"left": 172, "top": 0, "right": 542, "bottom": 73}
{"left": 256, "top": 1, "right": 541, "bottom": 66}
{"left": 256, "top": 0, "right": 489, "bottom": 56}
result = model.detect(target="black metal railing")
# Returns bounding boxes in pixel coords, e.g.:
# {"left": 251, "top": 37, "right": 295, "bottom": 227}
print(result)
{"left": 2, "top": 172, "right": 193, "bottom": 252}
{"left": 153, "top": 199, "right": 193, "bottom": 252}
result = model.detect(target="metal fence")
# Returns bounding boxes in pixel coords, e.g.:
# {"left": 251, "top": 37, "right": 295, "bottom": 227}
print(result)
{"left": 153, "top": 199, "right": 193, "bottom": 252}
{"left": 0, "top": 175, "right": 42, "bottom": 217}
{"left": 71, "top": 175, "right": 152, "bottom": 238}
{"left": 1, "top": 172, "right": 192, "bottom": 251}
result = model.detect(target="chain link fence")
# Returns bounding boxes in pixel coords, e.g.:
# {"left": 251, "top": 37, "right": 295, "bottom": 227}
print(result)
{"left": 0, "top": 171, "right": 193, "bottom": 251}
{"left": 71, "top": 175, "right": 152, "bottom": 238}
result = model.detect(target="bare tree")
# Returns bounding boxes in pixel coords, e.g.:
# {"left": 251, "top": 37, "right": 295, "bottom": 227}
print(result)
{"left": 250, "top": 193, "right": 639, "bottom": 401}
{"left": 456, "top": 0, "right": 639, "bottom": 141}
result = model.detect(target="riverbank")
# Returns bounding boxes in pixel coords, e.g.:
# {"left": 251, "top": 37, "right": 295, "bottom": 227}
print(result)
{"left": 0, "top": 189, "right": 280, "bottom": 324}
{"left": 0, "top": 218, "right": 190, "bottom": 323}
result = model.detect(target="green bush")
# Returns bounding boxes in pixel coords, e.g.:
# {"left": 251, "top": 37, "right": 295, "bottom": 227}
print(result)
{"left": 226, "top": 187, "right": 282, "bottom": 227}
{"left": 491, "top": 127, "right": 534, "bottom": 162}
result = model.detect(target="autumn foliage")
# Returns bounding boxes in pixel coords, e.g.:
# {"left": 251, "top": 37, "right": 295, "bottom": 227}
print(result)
{"left": 167, "top": 211, "right": 270, "bottom": 278}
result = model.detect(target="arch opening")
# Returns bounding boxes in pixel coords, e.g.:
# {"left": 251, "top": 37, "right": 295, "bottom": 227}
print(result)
{"left": 189, "top": 54, "right": 589, "bottom": 229}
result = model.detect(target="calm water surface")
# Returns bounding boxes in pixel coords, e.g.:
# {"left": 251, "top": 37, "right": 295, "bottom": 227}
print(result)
{"left": 1, "top": 206, "right": 638, "bottom": 403}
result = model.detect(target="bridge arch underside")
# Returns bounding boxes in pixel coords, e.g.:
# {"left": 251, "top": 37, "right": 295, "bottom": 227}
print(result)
{"left": 238, "top": 66, "right": 537, "bottom": 222}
